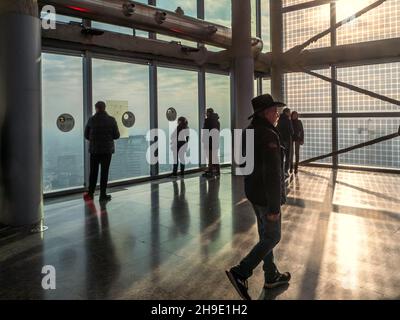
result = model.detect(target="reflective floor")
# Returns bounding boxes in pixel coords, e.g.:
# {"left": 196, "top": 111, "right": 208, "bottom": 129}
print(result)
{"left": 1, "top": 167, "right": 400, "bottom": 300}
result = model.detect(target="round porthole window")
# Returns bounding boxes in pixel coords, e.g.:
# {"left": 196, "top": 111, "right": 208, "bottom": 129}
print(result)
{"left": 122, "top": 111, "right": 135, "bottom": 128}
{"left": 166, "top": 107, "right": 177, "bottom": 122}
{"left": 56, "top": 114, "right": 75, "bottom": 132}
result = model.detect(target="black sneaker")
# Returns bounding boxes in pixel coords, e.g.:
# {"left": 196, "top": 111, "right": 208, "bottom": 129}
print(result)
{"left": 264, "top": 272, "right": 291, "bottom": 289}
{"left": 99, "top": 194, "right": 112, "bottom": 202}
{"left": 225, "top": 269, "right": 252, "bottom": 300}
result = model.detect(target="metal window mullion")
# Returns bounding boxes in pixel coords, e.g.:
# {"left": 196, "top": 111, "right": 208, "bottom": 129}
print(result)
{"left": 198, "top": 68, "right": 206, "bottom": 168}
{"left": 83, "top": 50, "right": 93, "bottom": 190}
{"left": 197, "top": 0, "right": 204, "bottom": 20}
{"left": 149, "top": 61, "right": 159, "bottom": 177}
{"left": 149, "top": 0, "right": 156, "bottom": 40}
{"left": 256, "top": 0, "right": 261, "bottom": 39}
{"left": 331, "top": 2, "right": 338, "bottom": 168}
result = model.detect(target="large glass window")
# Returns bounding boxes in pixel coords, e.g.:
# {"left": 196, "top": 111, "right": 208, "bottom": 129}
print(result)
{"left": 283, "top": 4, "right": 331, "bottom": 51}
{"left": 261, "top": 0, "right": 271, "bottom": 52}
{"left": 283, "top": 0, "right": 310, "bottom": 7}
{"left": 337, "top": 0, "right": 400, "bottom": 45}
{"left": 284, "top": 69, "right": 332, "bottom": 114}
{"left": 92, "top": 58, "right": 150, "bottom": 181}
{"left": 337, "top": 62, "right": 400, "bottom": 113}
{"left": 300, "top": 118, "right": 332, "bottom": 164}
{"left": 205, "top": 0, "right": 231, "bottom": 28}
{"left": 206, "top": 73, "right": 231, "bottom": 164}
{"left": 157, "top": 67, "right": 199, "bottom": 173}
{"left": 338, "top": 118, "right": 400, "bottom": 169}
{"left": 42, "top": 53, "right": 84, "bottom": 192}
{"left": 262, "top": 78, "right": 271, "bottom": 95}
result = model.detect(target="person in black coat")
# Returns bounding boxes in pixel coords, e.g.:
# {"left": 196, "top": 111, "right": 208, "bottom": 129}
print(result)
{"left": 226, "top": 94, "right": 291, "bottom": 300}
{"left": 171, "top": 116, "right": 189, "bottom": 177}
{"left": 202, "top": 108, "right": 221, "bottom": 177}
{"left": 277, "top": 108, "right": 294, "bottom": 176}
{"left": 290, "top": 111, "right": 304, "bottom": 174}
{"left": 84, "top": 101, "right": 120, "bottom": 201}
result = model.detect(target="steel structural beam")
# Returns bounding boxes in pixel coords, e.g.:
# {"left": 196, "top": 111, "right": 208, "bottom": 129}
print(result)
{"left": 38, "top": 0, "right": 263, "bottom": 50}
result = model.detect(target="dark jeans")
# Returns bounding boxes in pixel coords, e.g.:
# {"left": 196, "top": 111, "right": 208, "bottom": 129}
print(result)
{"left": 233, "top": 203, "right": 281, "bottom": 282}
{"left": 290, "top": 141, "right": 301, "bottom": 171}
{"left": 283, "top": 141, "right": 292, "bottom": 174}
{"left": 207, "top": 147, "right": 220, "bottom": 174}
{"left": 88, "top": 153, "right": 112, "bottom": 196}
{"left": 173, "top": 145, "right": 185, "bottom": 175}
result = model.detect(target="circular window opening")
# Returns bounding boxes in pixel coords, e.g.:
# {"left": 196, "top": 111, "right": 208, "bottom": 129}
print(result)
{"left": 166, "top": 107, "right": 177, "bottom": 122}
{"left": 122, "top": 111, "right": 135, "bottom": 128}
{"left": 56, "top": 114, "right": 75, "bottom": 132}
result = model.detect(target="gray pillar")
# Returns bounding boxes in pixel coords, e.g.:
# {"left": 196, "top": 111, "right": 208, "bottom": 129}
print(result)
{"left": 231, "top": 0, "right": 254, "bottom": 172}
{"left": 270, "top": 0, "right": 284, "bottom": 102}
{"left": 0, "top": 0, "right": 43, "bottom": 226}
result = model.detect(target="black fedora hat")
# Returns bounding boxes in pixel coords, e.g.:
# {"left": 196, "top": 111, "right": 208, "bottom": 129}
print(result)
{"left": 248, "top": 94, "right": 286, "bottom": 119}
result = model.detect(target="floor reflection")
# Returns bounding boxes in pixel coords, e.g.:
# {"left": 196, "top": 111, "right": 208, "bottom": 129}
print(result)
{"left": 84, "top": 200, "right": 120, "bottom": 299}
{"left": 1, "top": 167, "right": 400, "bottom": 299}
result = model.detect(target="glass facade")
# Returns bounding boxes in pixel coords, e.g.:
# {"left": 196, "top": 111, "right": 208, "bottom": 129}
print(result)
{"left": 157, "top": 67, "right": 199, "bottom": 173}
{"left": 282, "top": 2, "right": 400, "bottom": 170}
{"left": 337, "top": 0, "right": 400, "bottom": 45}
{"left": 261, "top": 0, "right": 271, "bottom": 52}
{"left": 42, "top": 53, "right": 84, "bottom": 192}
{"left": 92, "top": 58, "right": 150, "bottom": 182}
{"left": 284, "top": 69, "right": 332, "bottom": 114}
{"left": 206, "top": 73, "right": 231, "bottom": 164}
{"left": 301, "top": 119, "right": 332, "bottom": 164}
{"left": 338, "top": 118, "right": 400, "bottom": 169}
{"left": 283, "top": 4, "right": 331, "bottom": 51}
{"left": 337, "top": 62, "right": 400, "bottom": 113}
{"left": 283, "top": 0, "right": 310, "bottom": 7}
{"left": 262, "top": 78, "right": 271, "bottom": 95}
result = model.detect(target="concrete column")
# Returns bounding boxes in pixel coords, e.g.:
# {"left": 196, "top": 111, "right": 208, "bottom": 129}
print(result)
{"left": 231, "top": 0, "right": 254, "bottom": 172}
{"left": 0, "top": 0, "right": 43, "bottom": 226}
{"left": 270, "top": 0, "right": 284, "bottom": 102}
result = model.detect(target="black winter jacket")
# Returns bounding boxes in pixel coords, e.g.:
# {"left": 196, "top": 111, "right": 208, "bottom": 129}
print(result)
{"left": 277, "top": 115, "right": 294, "bottom": 147}
{"left": 292, "top": 119, "right": 304, "bottom": 142}
{"left": 244, "top": 117, "right": 286, "bottom": 214}
{"left": 85, "top": 112, "right": 120, "bottom": 154}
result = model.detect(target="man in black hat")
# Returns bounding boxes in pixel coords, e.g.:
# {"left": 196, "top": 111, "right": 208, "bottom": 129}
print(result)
{"left": 225, "top": 94, "right": 291, "bottom": 300}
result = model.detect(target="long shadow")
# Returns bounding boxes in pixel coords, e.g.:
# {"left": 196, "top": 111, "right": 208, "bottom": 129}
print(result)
{"left": 300, "top": 168, "right": 400, "bottom": 204}
{"left": 297, "top": 169, "right": 337, "bottom": 300}
{"left": 84, "top": 200, "right": 120, "bottom": 299}
{"left": 199, "top": 176, "right": 221, "bottom": 257}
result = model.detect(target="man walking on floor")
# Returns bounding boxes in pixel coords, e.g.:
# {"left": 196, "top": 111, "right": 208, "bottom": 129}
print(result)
{"left": 84, "top": 101, "right": 120, "bottom": 202}
{"left": 226, "top": 94, "right": 291, "bottom": 300}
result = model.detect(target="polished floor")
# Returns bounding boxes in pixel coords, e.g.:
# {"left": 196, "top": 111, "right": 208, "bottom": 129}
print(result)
{"left": 1, "top": 167, "right": 400, "bottom": 300}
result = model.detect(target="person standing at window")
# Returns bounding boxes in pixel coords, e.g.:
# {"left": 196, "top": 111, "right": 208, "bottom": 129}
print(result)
{"left": 171, "top": 116, "right": 189, "bottom": 177}
{"left": 84, "top": 101, "right": 120, "bottom": 202}
{"left": 277, "top": 108, "right": 294, "bottom": 177}
{"left": 202, "top": 108, "right": 221, "bottom": 177}
{"left": 290, "top": 111, "right": 304, "bottom": 174}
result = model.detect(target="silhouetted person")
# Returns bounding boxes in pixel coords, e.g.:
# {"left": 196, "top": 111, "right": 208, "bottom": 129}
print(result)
{"left": 277, "top": 107, "right": 294, "bottom": 177}
{"left": 171, "top": 116, "right": 189, "bottom": 177}
{"left": 202, "top": 108, "right": 220, "bottom": 177}
{"left": 226, "top": 94, "right": 290, "bottom": 300}
{"left": 290, "top": 111, "right": 304, "bottom": 174}
{"left": 84, "top": 101, "right": 120, "bottom": 201}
